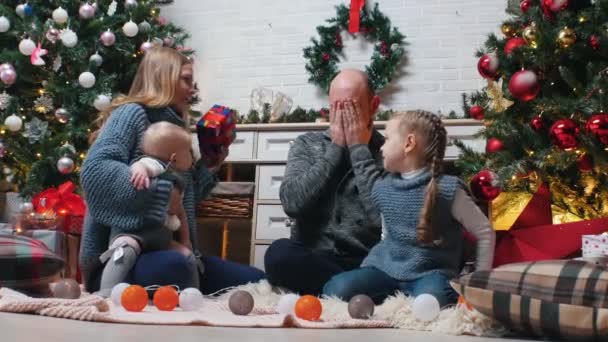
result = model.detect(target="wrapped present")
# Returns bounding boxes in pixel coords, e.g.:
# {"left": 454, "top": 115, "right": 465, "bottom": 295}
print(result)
{"left": 196, "top": 104, "right": 237, "bottom": 158}
{"left": 582, "top": 234, "right": 608, "bottom": 257}
{"left": 490, "top": 184, "right": 552, "bottom": 231}
{"left": 31, "top": 181, "right": 86, "bottom": 234}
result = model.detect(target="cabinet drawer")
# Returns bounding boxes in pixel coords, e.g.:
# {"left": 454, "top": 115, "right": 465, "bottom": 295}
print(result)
{"left": 257, "top": 165, "right": 286, "bottom": 200}
{"left": 252, "top": 244, "right": 269, "bottom": 271}
{"left": 256, "top": 131, "right": 306, "bottom": 161}
{"left": 255, "top": 204, "right": 290, "bottom": 240}
{"left": 226, "top": 131, "right": 255, "bottom": 162}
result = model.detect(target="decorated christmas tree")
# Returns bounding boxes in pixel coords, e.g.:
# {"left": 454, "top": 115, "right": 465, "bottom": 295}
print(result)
{"left": 457, "top": 0, "right": 608, "bottom": 222}
{"left": 0, "top": 0, "right": 190, "bottom": 196}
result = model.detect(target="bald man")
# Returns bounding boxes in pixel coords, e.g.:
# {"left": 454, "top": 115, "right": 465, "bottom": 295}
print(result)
{"left": 264, "top": 69, "right": 386, "bottom": 295}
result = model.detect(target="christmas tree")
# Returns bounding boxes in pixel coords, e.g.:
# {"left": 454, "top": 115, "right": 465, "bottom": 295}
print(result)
{"left": 0, "top": 0, "right": 190, "bottom": 196}
{"left": 456, "top": 0, "right": 608, "bottom": 221}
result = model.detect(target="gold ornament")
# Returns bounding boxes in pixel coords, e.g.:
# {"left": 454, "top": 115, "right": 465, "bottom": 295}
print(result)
{"left": 485, "top": 79, "right": 514, "bottom": 113}
{"left": 557, "top": 27, "right": 577, "bottom": 49}
{"left": 522, "top": 24, "right": 538, "bottom": 48}
{"left": 501, "top": 23, "right": 517, "bottom": 38}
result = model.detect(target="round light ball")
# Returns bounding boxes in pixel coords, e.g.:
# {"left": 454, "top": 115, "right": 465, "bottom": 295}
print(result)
{"left": 15, "top": 4, "right": 26, "bottom": 18}
{"left": 93, "top": 94, "right": 112, "bottom": 111}
{"left": 138, "top": 21, "right": 151, "bottom": 33}
{"left": 0, "top": 67, "right": 16, "bottom": 86}
{"left": 78, "top": 72, "right": 96, "bottom": 88}
{"left": 179, "top": 288, "right": 205, "bottom": 311}
{"left": 0, "top": 16, "right": 10, "bottom": 33}
{"left": 57, "top": 156, "right": 75, "bottom": 175}
{"left": 4, "top": 114, "right": 23, "bottom": 132}
{"left": 412, "top": 294, "right": 440, "bottom": 322}
{"left": 100, "top": 30, "right": 116, "bottom": 47}
{"left": 122, "top": 20, "right": 138, "bottom": 38}
{"left": 79, "top": 3, "right": 95, "bottom": 19}
{"left": 276, "top": 293, "right": 299, "bottom": 315}
{"left": 19, "top": 38, "right": 36, "bottom": 56}
{"left": 52, "top": 7, "right": 69, "bottom": 24}
{"left": 110, "top": 283, "right": 131, "bottom": 306}
{"left": 348, "top": 294, "right": 375, "bottom": 319}
{"left": 51, "top": 279, "right": 81, "bottom": 299}
{"left": 228, "top": 290, "right": 254, "bottom": 315}
{"left": 89, "top": 53, "right": 103, "bottom": 67}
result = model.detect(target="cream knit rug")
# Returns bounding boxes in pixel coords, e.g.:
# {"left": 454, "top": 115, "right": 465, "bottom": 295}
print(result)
{"left": 0, "top": 281, "right": 506, "bottom": 336}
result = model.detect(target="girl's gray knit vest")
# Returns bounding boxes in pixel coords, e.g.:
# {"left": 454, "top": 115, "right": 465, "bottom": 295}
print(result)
{"left": 362, "top": 171, "right": 464, "bottom": 281}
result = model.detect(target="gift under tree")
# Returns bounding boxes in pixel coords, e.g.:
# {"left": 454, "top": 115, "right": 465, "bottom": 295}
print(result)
{"left": 0, "top": 0, "right": 190, "bottom": 197}
{"left": 456, "top": 0, "right": 608, "bottom": 265}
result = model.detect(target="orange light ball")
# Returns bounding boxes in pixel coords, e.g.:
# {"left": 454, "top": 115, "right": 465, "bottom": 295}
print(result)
{"left": 153, "top": 286, "right": 179, "bottom": 311}
{"left": 121, "top": 285, "right": 148, "bottom": 312}
{"left": 294, "top": 295, "right": 322, "bottom": 321}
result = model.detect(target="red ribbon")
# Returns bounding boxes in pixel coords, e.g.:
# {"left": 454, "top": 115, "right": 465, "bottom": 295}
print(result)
{"left": 32, "top": 181, "right": 86, "bottom": 217}
{"left": 348, "top": 0, "right": 365, "bottom": 33}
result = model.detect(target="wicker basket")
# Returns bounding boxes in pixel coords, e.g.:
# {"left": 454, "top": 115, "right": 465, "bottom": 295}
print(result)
{"left": 197, "top": 182, "right": 255, "bottom": 219}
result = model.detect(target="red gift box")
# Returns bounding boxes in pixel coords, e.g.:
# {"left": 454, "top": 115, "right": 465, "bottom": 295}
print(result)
{"left": 196, "top": 105, "right": 236, "bottom": 158}
{"left": 31, "top": 181, "right": 86, "bottom": 235}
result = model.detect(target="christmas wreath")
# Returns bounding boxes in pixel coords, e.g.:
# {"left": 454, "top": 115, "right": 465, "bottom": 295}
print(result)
{"left": 303, "top": 2, "right": 407, "bottom": 93}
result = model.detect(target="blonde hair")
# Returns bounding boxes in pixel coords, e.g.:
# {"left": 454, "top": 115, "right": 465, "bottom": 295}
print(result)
{"left": 89, "top": 47, "right": 191, "bottom": 143}
{"left": 391, "top": 110, "right": 447, "bottom": 245}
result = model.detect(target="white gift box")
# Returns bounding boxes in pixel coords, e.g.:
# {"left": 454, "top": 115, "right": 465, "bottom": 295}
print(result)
{"left": 582, "top": 234, "right": 608, "bottom": 257}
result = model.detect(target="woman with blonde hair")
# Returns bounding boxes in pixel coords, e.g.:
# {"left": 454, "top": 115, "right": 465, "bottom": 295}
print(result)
{"left": 80, "top": 47, "right": 264, "bottom": 294}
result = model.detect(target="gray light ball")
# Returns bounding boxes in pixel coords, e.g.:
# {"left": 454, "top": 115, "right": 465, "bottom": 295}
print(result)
{"left": 52, "top": 279, "right": 81, "bottom": 299}
{"left": 348, "top": 294, "right": 375, "bottom": 319}
{"left": 228, "top": 290, "right": 254, "bottom": 315}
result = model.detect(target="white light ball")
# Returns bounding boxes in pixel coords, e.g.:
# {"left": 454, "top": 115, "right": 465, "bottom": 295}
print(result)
{"left": 122, "top": 20, "right": 138, "bottom": 38}
{"left": 78, "top": 71, "right": 96, "bottom": 88}
{"left": 52, "top": 7, "right": 69, "bottom": 25}
{"left": 60, "top": 29, "right": 78, "bottom": 48}
{"left": 179, "top": 288, "right": 204, "bottom": 311}
{"left": 110, "top": 283, "right": 130, "bottom": 306}
{"left": 0, "top": 16, "right": 10, "bottom": 33}
{"left": 412, "top": 294, "right": 440, "bottom": 322}
{"left": 19, "top": 38, "right": 36, "bottom": 56}
{"left": 276, "top": 294, "right": 300, "bottom": 315}
{"left": 15, "top": 4, "right": 26, "bottom": 18}
{"left": 4, "top": 114, "right": 23, "bottom": 132}
{"left": 93, "top": 94, "right": 111, "bottom": 111}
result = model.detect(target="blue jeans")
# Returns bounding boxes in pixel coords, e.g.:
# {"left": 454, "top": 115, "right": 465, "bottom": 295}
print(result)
{"left": 322, "top": 267, "right": 458, "bottom": 307}
{"left": 90, "top": 251, "right": 265, "bottom": 295}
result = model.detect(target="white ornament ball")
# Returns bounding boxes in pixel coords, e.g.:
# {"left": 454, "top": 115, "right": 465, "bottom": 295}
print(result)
{"left": 15, "top": 4, "right": 26, "bottom": 18}
{"left": 276, "top": 294, "right": 299, "bottom": 315}
{"left": 412, "top": 294, "right": 440, "bottom": 322}
{"left": 79, "top": 3, "right": 96, "bottom": 19}
{"left": 100, "top": 30, "right": 116, "bottom": 47}
{"left": 57, "top": 156, "right": 75, "bottom": 175}
{"left": 122, "top": 20, "right": 138, "bottom": 38}
{"left": 179, "top": 288, "right": 204, "bottom": 311}
{"left": 19, "top": 202, "right": 34, "bottom": 214}
{"left": 89, "top": 53, "right": 103, "bottom": 67}
{"left": 125, "top": 0, "right": 138, "bottom": 8}
{"left": 60, "top": 29, "right": 78, "bottom": 48}
{"left": 93, "top": 94, "right": 112, "bottom": 111}
{"left": 78, "top": 71, "right": 96, "bottom": 88}
{"left": 0, "top": 67, "right": 16, "bottom": 86}
{"left": 52, "top": 7, "right": 69, "bottom": 25}
{"left": 140, "top": 41, "right": 154, "bottom": 53}
{"left": 110, "top": 283, "right": 130, "bottom": 306}
{"left": 18, "top": 38, "right": 36, "bottom": 56}
{"left": 0, "top": 16, "right": 10, "bottom": 33}
{"left": 138, "top": 20, "right": 151, "bottom": 33}
{"left": 4, "top": 114, "right": 23, "bottom": 132}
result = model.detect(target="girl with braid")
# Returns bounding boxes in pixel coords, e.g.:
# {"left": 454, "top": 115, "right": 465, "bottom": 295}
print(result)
{"left": 323, "top": 110, "right": 495, "bottom": 308}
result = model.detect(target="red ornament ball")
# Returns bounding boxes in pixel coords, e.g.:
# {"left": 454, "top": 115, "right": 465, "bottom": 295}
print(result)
{"left": 542, "top": 0, "right": 568, "bottom": 13}
{"left": 586, "top": 113, "right": 608, "bottom": 145}
{"left": 520, "top": 0, "right": 532, "bottom": 13}
{"left": 477, "top": 53, "right": 499, "bottom": 79}
{"left": 121, "top": 285, "right": 148, "bottom": 312}
{"left": 486, "top": 138, "right": 504, "bottom": 153}
{"left": 504, "top": 37, "right": 527, "bottom": 55}
{"left": 530, "top": 116, "right": 546, "bottom": 132}
{"left": 509, "top": 70, "right": 540, "bottom": 101}
{"left": 295, "top": 295, "right": 322, "bottom": 321}
{"left": 550, "top": 119, "right": 580, "bottom": 150}
{"left": 469, "top": 105, "right": 485, "bottom": 120}
{"left": 153, "top": 286, "right": 179, "bottom": 311}
{"left": 589, "top": 35, "right": 600, "bottom": 50}
{"left": 469, "top": 170, "right": 501, "bottom": 202}
{"left": 322, "top": 52, "right": 330, "bottom": 61}
{"left": 578, "top": 154, "right": 593, "bottom": 172}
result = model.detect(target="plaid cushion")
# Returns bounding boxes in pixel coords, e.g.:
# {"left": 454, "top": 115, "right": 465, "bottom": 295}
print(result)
{"left": 452, "top": 259, "right": 608, "bottom": 341}
{"left": 0, "top": 233, "right": 64, "bottom": 290}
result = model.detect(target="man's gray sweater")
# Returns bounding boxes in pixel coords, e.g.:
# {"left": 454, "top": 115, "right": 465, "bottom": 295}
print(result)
{"left": 279, "top": 130, "right": 385, "bottom": 258}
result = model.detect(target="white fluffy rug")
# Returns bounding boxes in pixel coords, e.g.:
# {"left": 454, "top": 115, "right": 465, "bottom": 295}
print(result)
{"left": 218, "top": 280, "right": 508, "bottom": 337}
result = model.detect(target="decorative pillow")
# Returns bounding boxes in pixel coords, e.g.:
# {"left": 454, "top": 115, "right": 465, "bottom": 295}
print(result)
{"left": 451, "top": 259, "right": 608, "bottom": 341}
{"left": 0, "top": 233, "right": 64, "bottom": 293}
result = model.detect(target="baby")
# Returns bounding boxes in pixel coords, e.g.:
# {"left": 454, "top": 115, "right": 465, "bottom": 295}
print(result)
{"left": 98, "top": 122, "right": 196, "bottom": 296}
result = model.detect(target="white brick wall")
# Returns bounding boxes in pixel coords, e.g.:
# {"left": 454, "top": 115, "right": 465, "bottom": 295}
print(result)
{"left": 162, "top": 0, "right": 507, "bottom": 115}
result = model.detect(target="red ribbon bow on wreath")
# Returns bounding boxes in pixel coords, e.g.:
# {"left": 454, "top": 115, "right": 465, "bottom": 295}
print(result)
{"left": 32, "top": 181, "right": 86, "bottom": 217}
{"left": 349, "top": 0, "right": 365, "bottom": 33}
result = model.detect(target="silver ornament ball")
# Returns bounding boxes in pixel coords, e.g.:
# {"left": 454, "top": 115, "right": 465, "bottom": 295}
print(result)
{"left": 54, "top": 108, "right": 70, "bottom": 124}
{"left": 138, "top": 21, "right": 151, "bottom": 33}
{"left": 89, "top": 53, "right": 103, "bottom": 67}
{"left": 57, "top": 156, "right": 75, "bottom": 175}
{"left": 19, "top": 202, "right": 34, "bottom": 214}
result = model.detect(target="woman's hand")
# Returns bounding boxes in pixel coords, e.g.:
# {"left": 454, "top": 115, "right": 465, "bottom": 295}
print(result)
{"left": 201, "top": 145, "right": 229, "bottom": 173}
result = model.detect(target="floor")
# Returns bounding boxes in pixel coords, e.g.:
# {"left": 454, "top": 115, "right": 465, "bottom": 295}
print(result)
{"left": 0, "top": 312, "right": 540, "bottom": 342}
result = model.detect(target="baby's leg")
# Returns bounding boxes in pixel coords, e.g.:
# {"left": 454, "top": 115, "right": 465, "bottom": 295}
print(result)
{"left": 169, "top": 240, "right": 200, "bottom": 289}
{"left": 98, "top": 236, "right": 142, "bottom": 297}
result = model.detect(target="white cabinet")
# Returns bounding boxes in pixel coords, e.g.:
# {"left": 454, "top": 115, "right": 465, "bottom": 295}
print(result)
{"left": 257, "top": 165, "right": 286, "bottom": 200}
